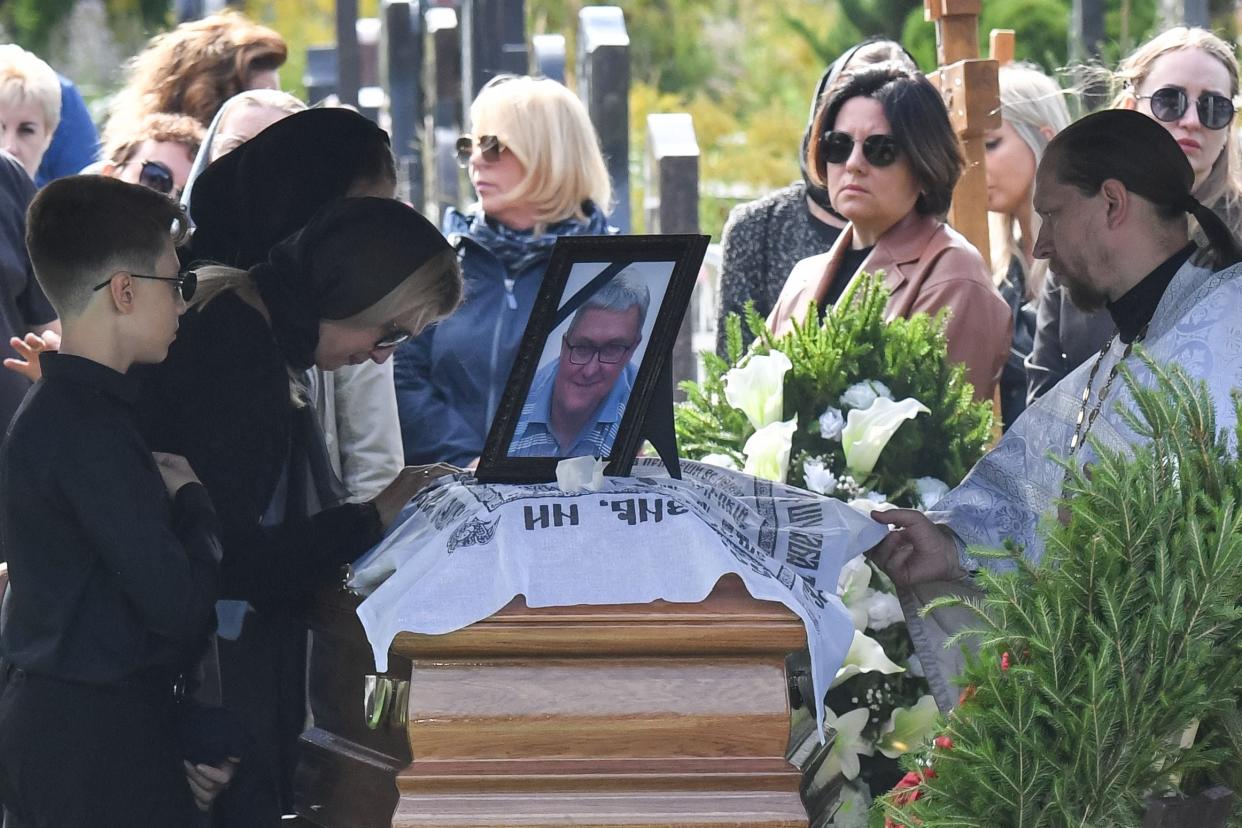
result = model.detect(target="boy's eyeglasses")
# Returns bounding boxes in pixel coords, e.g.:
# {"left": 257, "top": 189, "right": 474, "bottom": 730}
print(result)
{"left": 93, "top": 270, "right": 197, "bottom": 302}
{"left": 135, "top": 160, "right": 180, "bottom": 199}
{"left": 455, "top": 134, "right": 508, "bottom": 167}
{"left": 562, "top": 336, "right": 634, "bottom": 365}
{"left": 821, "top": 132, "right": 900, "bottom": 167}
{"left": 372, "top": 325, "right": 413, "bottom": 351}
{"left": 1137, "top": 87, "right": 1237, "bottom": 130}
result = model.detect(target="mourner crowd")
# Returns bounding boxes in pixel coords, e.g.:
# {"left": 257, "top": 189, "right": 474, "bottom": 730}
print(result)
{"left": 0, "top": 7, "right": 1239, "bottom": 825}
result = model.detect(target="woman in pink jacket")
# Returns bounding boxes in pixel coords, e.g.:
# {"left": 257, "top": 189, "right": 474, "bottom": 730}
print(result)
{"left": 768, "top": 63, "right": 1010, "bottom": 401}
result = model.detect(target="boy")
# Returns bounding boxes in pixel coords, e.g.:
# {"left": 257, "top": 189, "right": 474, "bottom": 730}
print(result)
{"left": 0, "top": 175, "right": 228, "bottom": 825}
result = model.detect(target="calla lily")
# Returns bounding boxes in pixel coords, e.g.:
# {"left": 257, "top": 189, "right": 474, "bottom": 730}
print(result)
{"left": 841, "top": 397, "right": 930, "bottom": 475}
{"left": 724, "top": 350, "right": 792, "bottom": 429}
{"left": 836, "top": 556, "right": 873, "bottom": 630}
{"left": 822, "top": 707, "right": 874, "bottom": 780}
{"left": 876, "top": 695, "right": 940, "bottom": 758}
{"left": 832, "top": 629, "right": 905, "bottom": 687}
{"left": 742, "top": 419, "right": 797, "bottom": 482}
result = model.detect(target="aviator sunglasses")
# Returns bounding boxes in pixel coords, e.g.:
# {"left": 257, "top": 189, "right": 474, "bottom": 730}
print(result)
{"left": 821, "top": 131, "right": 900, "bottom": 167}
{"left": 92, "top": 269, "right": 197, "bottom": 302}
{"left": 455, "top": 134, "right": 508, "bottom": 167}
{"left": 1137, "top": 87, "right": 1237, "bottom": 130}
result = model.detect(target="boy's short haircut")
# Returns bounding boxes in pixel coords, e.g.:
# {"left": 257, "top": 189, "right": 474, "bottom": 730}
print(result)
{"left": 27, "top": 175, "right": 189, "bottom": 319}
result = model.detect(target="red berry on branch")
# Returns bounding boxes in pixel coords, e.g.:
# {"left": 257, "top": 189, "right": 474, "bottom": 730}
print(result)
{"left": 1001, "top": 651, "right": 1011, "bottom": 672}
{"left": 934, "top": 735, "right": 954, "bottom": 750}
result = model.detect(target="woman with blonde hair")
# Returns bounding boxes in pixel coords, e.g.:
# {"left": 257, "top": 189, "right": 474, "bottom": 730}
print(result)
{"left": 1028, "top": 26, "right": 1242, "bottom": 401}
{"left": 103, "top": 10, "right": 286, "bottom": 152}
{"left": 395, "top": 73, "right": 615, "bottom": 466}
{"left": 0, "top": 45, "right": 61, "bottom": 180}
{"left": 984, "top": 63, "right": 1071, "bottom": 429}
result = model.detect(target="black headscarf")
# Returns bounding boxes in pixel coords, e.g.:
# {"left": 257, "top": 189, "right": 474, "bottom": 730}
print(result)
{"left": 187, "top": 107, "right": 391, "bottom": 268}
{"left": 250, "top": 197, "right": 457, "bottom": 369}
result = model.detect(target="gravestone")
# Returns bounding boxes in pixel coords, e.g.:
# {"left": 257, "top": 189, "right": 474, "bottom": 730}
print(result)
{"left": 381, "top": 0, "right": 425, "bottom": 207}
{"left": 460, "top": 0, "right": 527, "bottom": 127}
{"left": 578, "top": 6, "right": 631, "bottom": 233}
{"left": 531, "top": 33, "right": 566, "bottom": 83}
{"left": 645, "top": 113, "right": 700, "bottom": 391}
{"left": 336, "top": 0, "right": 361, "bottom": 107}
{"left": 425, "top": 5, "right": 463, "bottom": 219}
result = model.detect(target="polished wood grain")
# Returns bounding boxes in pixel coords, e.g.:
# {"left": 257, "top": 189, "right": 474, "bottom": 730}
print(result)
{"left": 297, "top": 574, "right": 810, "bottom": 827}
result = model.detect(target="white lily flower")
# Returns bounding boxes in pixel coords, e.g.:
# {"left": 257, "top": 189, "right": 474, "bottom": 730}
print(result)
{"left": 846, "top": 496, "right": 894, "bottom": 516}
{"left": 742, "top": 419, "right": 797, "bottom": 482}
{"left": 876, "top": 695, "right": 940, "bottom": 758}
{"left": 864, "top": 590, "right": 904, "bottom": 631}
{"left": 841, "top": 397, "right": 930, "bottom": 475}
{"left": 839, "top": 379, "right": 892, "bottom": 410}
{"left": 700, "top": 453, "right": 740, "bottom": 471}
{"left": 817, "top": 406, "right": 845, "bottom": 440}
{"left": 836, "top": 556, "right": 873, "bottom": 630}
{"left": 831, "top": 629, "right": 905, "bottom": 687}
{"left": 802, "top": 458, "right": 837, "bottom": 495}
{"left": 724, "top": 350, "right": 792, "bottom": 430}
{"left": 914, "top": 476, "right": 950, "bottom": 510}
{"left": 823, "top": 707, "right": 874, "bottom": 780}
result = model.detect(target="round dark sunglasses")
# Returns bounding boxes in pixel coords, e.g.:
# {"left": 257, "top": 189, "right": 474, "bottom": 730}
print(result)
{"left": 92, "top": 269, "right": 197, "bottom": 302}
{"left": 821, "top": 132, "right": 900, "bottom": 167}
{"left": 134, "top": 160, "right": 180, "bottom": 198}
{"left": 455, "top": 134, "right": 507, "bottom": 167}
{"left": 1138, "top": 87, "right": 1236, "bottom": 130}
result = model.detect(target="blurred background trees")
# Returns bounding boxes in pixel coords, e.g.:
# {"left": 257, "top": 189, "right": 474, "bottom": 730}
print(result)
{"left": 3, "top": 0, "right": 1237, "bottom": 234}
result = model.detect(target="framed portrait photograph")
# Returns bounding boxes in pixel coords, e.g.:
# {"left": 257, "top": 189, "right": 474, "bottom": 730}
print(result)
{"left": 474, "top": 234, "right": 709, "bottom": 484}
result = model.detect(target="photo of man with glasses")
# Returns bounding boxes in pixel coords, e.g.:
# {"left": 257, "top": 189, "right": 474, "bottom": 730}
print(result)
{"left": 509, "top": 272, "right": 651, "bottom": 458}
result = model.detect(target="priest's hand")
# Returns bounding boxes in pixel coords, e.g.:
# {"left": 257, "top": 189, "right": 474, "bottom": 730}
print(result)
{"left": 371, "top": 463, "right": 461, "bottom": 528}
{"left": 866, "top": 509, "right": 964, "bottom": 587}
{"left": 3, "top": 329, "right": 60, "bottom": 382}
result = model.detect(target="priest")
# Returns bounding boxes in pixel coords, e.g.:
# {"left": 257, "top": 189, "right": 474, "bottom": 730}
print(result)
{"left": 866, "top": 109, "right": 1242, "bottom": 708}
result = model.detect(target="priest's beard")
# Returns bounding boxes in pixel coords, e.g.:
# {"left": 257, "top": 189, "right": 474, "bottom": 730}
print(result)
{"left": 1064, "top": 276, "right": 1109, "bottom": 312}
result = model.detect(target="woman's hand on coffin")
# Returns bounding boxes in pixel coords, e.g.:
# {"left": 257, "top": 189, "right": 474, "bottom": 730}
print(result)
{"left": 371, "top": 463, "right": 461, "bottom": 528}
{"left": 865, "top": 508, "right": 964, "bottom": 586}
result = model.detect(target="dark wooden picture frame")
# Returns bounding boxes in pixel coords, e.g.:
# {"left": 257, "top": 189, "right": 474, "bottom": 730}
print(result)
{"left": 474, "top": 234, "right": 709, "bottom": 484}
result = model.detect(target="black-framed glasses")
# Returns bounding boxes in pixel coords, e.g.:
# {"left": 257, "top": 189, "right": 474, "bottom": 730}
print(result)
{"left": 134, "top": 160, "right": 180, "bottom": 198}
{"left": 455, "top": 134, "right": 507, "bottom": 167}
{"left": 93, "top": 269, "right": 197, "bottom": 302}
{"left": 821, "top": 132, "right": 900, "bottom": 167}
{"left": 563, "top": 335, "right": 634, "bottom": 365}
{"left": 372, "top": 325, "right": 413, "bottom": 351}
{"left": 1138, "top": 87, "right": 1237, "bottom": 130}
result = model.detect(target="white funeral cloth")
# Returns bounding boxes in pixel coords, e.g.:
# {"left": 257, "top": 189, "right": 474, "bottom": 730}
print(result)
{"left": 349, "top": 458, "right": 887, "bottom": 736}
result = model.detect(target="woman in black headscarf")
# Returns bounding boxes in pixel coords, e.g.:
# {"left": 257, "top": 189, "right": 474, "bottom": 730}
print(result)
{"left": 136, "top": 197, "right": 462, "bottom": 825}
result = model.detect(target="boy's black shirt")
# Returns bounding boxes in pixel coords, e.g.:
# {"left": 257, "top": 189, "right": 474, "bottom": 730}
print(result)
{"left": 0, "top": 351, "right": 220, "bottom": 683}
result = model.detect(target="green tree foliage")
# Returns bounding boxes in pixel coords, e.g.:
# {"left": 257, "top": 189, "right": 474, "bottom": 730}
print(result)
{"left": 879, "top": 359, "right": 1242, "bottom": 827}
{"left": 2, "top": 0, "right": 168, "bottom": 55}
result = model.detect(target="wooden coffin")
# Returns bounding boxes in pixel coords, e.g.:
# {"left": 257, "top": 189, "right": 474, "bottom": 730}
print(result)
{"left": 295, "top": 573, "right": 810, "bottom": 827}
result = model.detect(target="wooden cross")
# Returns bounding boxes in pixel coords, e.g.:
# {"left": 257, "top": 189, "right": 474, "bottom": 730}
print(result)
{"left": 924, "top": 0, "right": 1001, "bottom": 261}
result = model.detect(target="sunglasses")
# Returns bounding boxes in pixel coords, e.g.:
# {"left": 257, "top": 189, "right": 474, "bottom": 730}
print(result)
{"left": 134, "top": 160, "right": 180, "bottom": 199}
{"left": 821, "top": 132, "right": 900, "bottom": 167}
{"left": 93, "top": 269, "right": 197, "bottom": 302}
{"left": 372, "top": 324, "right": 413, "bottom": 351}
{"left": 1138, "top": 87, "right": 1236, "bottom": 130}
{"left": 455, "top": 134, "right": 507, "bottom": 167}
